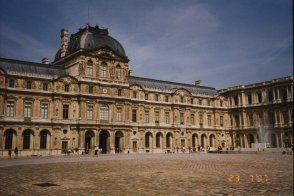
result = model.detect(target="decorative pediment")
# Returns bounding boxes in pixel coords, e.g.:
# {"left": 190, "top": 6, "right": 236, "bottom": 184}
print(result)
{"left": 173, "top": 88, "right": 191, "bottom": 96}
{"left": 89, "top": 49, "right": 126, "bottom": 61}
{"left": 57, "top": 75, "right": 78, "bottom": 84}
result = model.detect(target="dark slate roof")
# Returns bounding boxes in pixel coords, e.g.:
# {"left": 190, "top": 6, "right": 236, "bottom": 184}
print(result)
{"left": 55, "top": 25, "right": 126, "bottom": 61}
{"left": 0, "top": 58, "right": 67, "bottom": 79}
{"left": 129, "top": 76, "right": 219, "bottom": 96}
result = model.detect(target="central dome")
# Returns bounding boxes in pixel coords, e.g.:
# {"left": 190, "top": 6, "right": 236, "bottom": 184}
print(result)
{"left": 55, "top": 25, "right": 127, "bottom": 61}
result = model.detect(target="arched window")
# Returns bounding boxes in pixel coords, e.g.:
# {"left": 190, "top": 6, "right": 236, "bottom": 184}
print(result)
{"left": 23, "top": 129, "right": 32, "bottom": 149}
{"left": 100, "top": 62, "right": 108, "bottom": 78}
{"left": 5, "top": 129, "right": 14, "bottom": 149}
{"left": 100, "top": 104, "right": 109, "bottom": 120}
{"left": 40, "top": 130, "right": 48, "bottom": 149}
{"left": 87, "top": 60, "right": 93, "bottom": 76}
{"left": 115, "top": 65, "right": 121, "bottom": 80}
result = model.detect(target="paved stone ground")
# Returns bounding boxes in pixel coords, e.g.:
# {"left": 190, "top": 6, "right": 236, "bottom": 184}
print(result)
{"left": 0, "top": 153, "right": 293, "bottom": 196}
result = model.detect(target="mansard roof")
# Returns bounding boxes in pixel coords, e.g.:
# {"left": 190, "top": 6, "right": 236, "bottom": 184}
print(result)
{"left": 0, "top": 58, "right": 68, "bottom": 79}
{"left": 129, "top": 76, "right": 219, "bottom": 96}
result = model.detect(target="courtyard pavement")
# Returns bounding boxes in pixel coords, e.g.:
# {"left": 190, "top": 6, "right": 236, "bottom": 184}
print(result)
{"left": 0, "top": 152, "right": 293, "bottom": 195}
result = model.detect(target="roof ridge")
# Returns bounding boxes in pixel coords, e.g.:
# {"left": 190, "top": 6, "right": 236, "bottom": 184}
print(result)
{"left": 0, "top": 57, "right": 64, "bottom": 70}
{"left": 130, "top": 75, "right": 216, "bottom": 90}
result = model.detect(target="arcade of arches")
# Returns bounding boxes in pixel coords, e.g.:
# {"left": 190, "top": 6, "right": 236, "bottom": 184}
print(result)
{"left": 2, "top": 127, "right": 291, "bottom": 156}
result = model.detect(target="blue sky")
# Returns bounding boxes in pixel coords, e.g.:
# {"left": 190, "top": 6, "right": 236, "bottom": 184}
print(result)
{"left": 0, "top": 0, "right": 292, "bottom": 89}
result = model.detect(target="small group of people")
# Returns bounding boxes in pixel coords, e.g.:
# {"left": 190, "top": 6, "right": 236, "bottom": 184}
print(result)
{"left": 8, "top": 147, "right": 18, "bottom": 158}
{"left": 93, "top": 146, "right": 102, "bottom": 156}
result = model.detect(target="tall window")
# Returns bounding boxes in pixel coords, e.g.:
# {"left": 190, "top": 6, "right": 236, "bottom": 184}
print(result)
{"left": 87, "top": 105, "right": 93, "bottom": 120}
{"left": 207, "top": 99, "right": 210, "bottom": 106}
{"left": 268, "top": 112, "right": 275, "bottom": 125}
{"left": 23, "top": 130, "right": 31, "bottom": 149}
{"left": 247, "top": 93, "right": 252, "bottom": 104}
{"left": 133, "top": 91, "right": 137, "bottom": 98}
{"left": 191, "top": 98, "right": 194, "bottom": 104}
{"left": 26, "top": 81, "right": 32, "bottom": 89}
{"left": 87, "top": 60, "right": 93, "bottom": 76}
{"left": 115, "top": 65, "right": 121, "bottom": 80}
{"left": 100, "top": 104, "right": 109, "bottom": 120}
{"left": 283, "top": 111, "right": 289, "bottom": 124}
{"left": 199, "top": 99, "right": 202, "bottom": 105}
{"left": 5, "top": 129, "right": 13, "bottom": 149}
{"left": 207, "top": 115, "right": 211, "bottom": 126}
{"left": 199, "top": 114, "right": 203, "bottom": 127}
{"left": 100, "top": 62, "right": 107, "bottom": 78}
{"left": 181, "top": 97, "right": 184, "bottom": 103}
{"left": 6, "top": 101, "right": 14, "bottom": 117}
{"left": 191, "top": 114, "right": 195, "bottom": 125}
{"left": 24, "top": 102, "right": 32, "bottom": 117}
{"left": 220, "top": 116, "right": 224, "bottom": 127}
{"left": 155, "top": 111, "right": 160, "bottom": 123}
{"left": 43, "top": 83, "right": 48, "bottom": 91}
{"left": 248, "top": 114, "right": 253, "bottom": 127}
{"left": 118, "top": 89, "right": 122, "bottom": 96}
{"left": 165, "top": 112, "right": 170, "bottom": 124}
{"left": 116, "top": 108, "right": 122, "bottom": 121}
{"left": 132, "top": 109, "right": 137, "bottom": 122}
{"left": 180, "top": 113, "right": 184, "bottom": 124}
{"left": 145, "top": 111, "right": 149, "bottom": 123}
{"left": 41, "top": 103, "right": 48, "bottom": 119}
{"left": 145, "top": 93, "right": 148, "bottom": 100}
{"left": 234, "top": 96, "right": 238, "bottom": 105}
{"left": 8, "top": 79, "right": 15, "bottom": 88}
{"left": 282, "top": 89, "right": 288, "bottom": 101}
{"left": 165, "top": 95, "right": 169, "bottom": 102}
{"left": 63, "top": 104, "right": 69, "bottom": 119}
{"left": 235, "top": 115, "right": 240, "bottom": 127}
{"left": 40, "top": 130, "right": 48, "bottom": 149}
{"left": 268, "top": 90, "right": 273, "bottom": 102}
{"left": 257, "top": 92, "right": 262, "bottom": 103}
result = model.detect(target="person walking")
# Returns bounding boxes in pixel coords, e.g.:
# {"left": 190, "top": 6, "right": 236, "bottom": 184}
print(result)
{"left": 8, "top": 149, "right": 12, "bottom": 158}
{"left": 14, "top": 147, "right": 18, "bottom": 158}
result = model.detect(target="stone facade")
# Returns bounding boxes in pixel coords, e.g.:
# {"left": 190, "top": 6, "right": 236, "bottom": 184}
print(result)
{"left": 0, "top": 25, "right": 293, "bottom": 156}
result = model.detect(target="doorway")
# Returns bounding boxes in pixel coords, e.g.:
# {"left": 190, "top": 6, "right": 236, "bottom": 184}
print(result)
{"left": 115, "top": 131, "right": 123, "bottom": 153}
{"left": 133, "top": 141, "right": 137, "bottom": 152}
{"left": 62, "top": 141, "right": 68, "bottom": 154}
{"left": 99, "top": 130, "right": 109, "bottom": 153}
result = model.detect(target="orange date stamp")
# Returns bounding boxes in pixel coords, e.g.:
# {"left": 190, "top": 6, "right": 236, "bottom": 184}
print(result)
{"left": 228, "top": 174, "right": 269, "bottom": 183}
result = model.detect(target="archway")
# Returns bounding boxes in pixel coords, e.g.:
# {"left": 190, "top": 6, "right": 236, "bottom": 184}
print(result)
{"left": 156, "top": 132, "right": 163, "bottom": 148}
{"left": 166, "top": 132, "right": 173, "bottom": 149}
{"left": 192, "top": 133, "right": 198, "bottom": 147}
{"left": 40, "top": 130, "right": 50, "bottom": 149}
{"left": 271, "top": 133, "right": 277, "bottom": 148}
{"left": 22, "top": 129, "right": 34, "bottom": 149}
{"left": 145, "top": 132, "right": 153, "bottom": 148}
{"left": 201, "top": 134, "right": 207, "bottom": 148}
{"left": 115, "top": 131, "right": 124, "bottom": 153}
{"left": 99, "top": 130, "right": 110, "bottom": 153}
{"left": 248, "top": 134, "right": 254, "bottom": 148}
{"left": 85, "top": 130, "right": 95, "bottom": 153}
{"left": 209, "top": 134, "right": 215, "bottom": 147}
{"left": 4, "top": 129, "right": 16, "bottom": 149}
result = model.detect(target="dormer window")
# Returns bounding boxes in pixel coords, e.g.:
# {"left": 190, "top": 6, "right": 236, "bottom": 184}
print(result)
{"left": 26, "top": 81, "right": 32, "bottom": 89}
{"left": 89, "top": 86, "right": 93, "bottom": 94}
{"left": 8, "top": 79, "right": 14, "bottom": 88}
{"left": 64, "top": 84, "right": 69, "bottom": 92}
{"left": 115, "top": 64, "right": 121, "bottom": 80}
{"left": 43, "top": 83, "right": 48, "bottom": 91}
{"left": 181, "top": 96, "right": 184, "bottom": 103}
{"left": 87, "top": 60, "right": 93, "bottom": 76}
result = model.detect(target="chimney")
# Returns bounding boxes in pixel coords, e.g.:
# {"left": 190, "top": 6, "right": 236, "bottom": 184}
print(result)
{"left": 195, "top": 80, "right": 202, "bottom": 87}
{"left": 60, "top": 28, "right": 69, "bottom": 58}
{"left": 42, "top": 58, "right": 49, "bottom": 64}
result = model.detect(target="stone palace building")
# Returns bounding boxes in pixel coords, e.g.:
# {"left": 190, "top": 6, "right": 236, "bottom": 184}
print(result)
{"left": 0, "top": 25, "right": 293, "bottom": 156}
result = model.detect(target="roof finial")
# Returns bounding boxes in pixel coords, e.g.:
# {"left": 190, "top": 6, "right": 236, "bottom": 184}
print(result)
{"left": 87, "top": 7, "right": 90, "bottom": 25}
